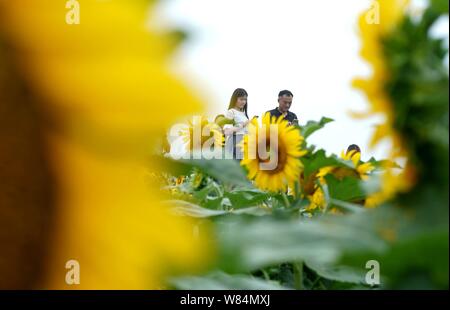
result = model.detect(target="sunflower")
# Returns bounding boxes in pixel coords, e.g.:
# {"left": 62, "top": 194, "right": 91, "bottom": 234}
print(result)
{"left": 340, "top": 150, "right": 375, "bottom": 180}
{"left": 353, "top": 0, "right": 410, "bottom": 132}
{"left": 353, "top": 0, "right": 416, "bottom": 207}
{"left": 305, "top": 187, "right": 326, "bottom": 212}
{"left": 352, "top": 0, "right": 410, "bottom": 151}
{"left": 241, "top": 113, "right": 307, "bottom": 193}
{"left": 0, "top": 0, "right": 211, "bottom": 289}
{"left": 317, "top": 150, "right": 375, "bottom": 183}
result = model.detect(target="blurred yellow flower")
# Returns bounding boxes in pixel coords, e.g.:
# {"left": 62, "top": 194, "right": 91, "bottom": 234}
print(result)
{"left": 0, "top": 0, "right": 201, "bottom": 145}
{"left": 365, "top": 163, "right": 416, "bottom": 208}
{"left": 353, "top": 0, "right": 416, "bottom": 207}
{"left": 241, "top": 113, "right": 307, "bottom": 193}
{"left": 352, "top": 0, "right": 409, "bottom": 150}
{"left": 353, "top": 0, "right": 409, "bottom": 125}
{"left": 0, "top": 0, "right": 211, "bottom": 289}
{"left": 182, "top": 116, "right": 224, "bottom": 152}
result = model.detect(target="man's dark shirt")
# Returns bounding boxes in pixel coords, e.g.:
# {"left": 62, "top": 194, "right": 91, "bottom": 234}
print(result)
{"left": 267, "top": 107, "right": 298, "bottom": 124}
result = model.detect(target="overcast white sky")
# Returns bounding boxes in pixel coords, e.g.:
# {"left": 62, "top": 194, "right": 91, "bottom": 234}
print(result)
{"left": 156, "top": 0, "right": 448, "bottom": 160}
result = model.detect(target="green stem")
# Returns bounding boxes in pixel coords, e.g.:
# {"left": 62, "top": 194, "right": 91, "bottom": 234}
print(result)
{"left": 294, "top": 181, "right": 301, "bottom": 200}
{"left": 310, "top": 275, "right": 322, "bottom": 290}
{"left": 281, "top": 192, "right": 291, "bottom": 208}
{"left": 261, "top": 269, "right": 271, "bottom": 281}
{"left": 293, "top": 261, "right": 304, "bottom": 290}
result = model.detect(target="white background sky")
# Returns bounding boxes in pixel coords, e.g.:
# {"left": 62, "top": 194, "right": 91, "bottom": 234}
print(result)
{"left": 156, "top": 0, "right": 448, "bottom": 161}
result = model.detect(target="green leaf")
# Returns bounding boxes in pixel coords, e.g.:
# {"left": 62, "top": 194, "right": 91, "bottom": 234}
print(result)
{"left": 325, "top": 174, "right": 366, "bottom": 203}
{"left": 168, "top": 200, "right": 270, "bottom": 218}
{"left": 157, "top": 156, "right": 253, "bottom": 187}
{"left": 299, "top": 117, "right": 334, "bottom": 139}
{"left": 169, "top": 271, "right": 289, "bottom": 290}
{"left": 340, "top": 231, "right": 449, "bottom": 289}
{"left": 430, "top": 0, "right": 449, "bottom": 14}
{"left": 215, "top": 213, "right": 388, "bottom": 273}
{"left": 301, "top": 150, "right": 351, "bottom": 178}
{"left": 329, "top": 199, "right": 366, "bottom": 213}
{"left": 304, "top": 260, "right": 366, "bottom": 285}
{"left": 183, "top": 159, "right": 253, "bottom": 187}
{"left": 224, "top": 189, "right": 271, "bottom": 209}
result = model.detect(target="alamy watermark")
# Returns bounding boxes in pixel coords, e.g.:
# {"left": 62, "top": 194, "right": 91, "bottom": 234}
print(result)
{"left": 66, "top": 0, "right": 80, "bottom": 25}
{"left": 65, "top": 259, "right": 80, "bottom": 285}
{"left": 365, "top": 1, "right": 381, "bottom": 25}
{"left": 365, "top": 260, "right": 381, "bottom": 286}
{"left": 169, "top": 116, "right": 281, "bottom": 171}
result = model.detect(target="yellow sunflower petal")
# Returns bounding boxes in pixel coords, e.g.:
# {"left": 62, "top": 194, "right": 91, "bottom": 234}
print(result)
{"left": 0, "top": 0, "right": 210, "bottom": 289}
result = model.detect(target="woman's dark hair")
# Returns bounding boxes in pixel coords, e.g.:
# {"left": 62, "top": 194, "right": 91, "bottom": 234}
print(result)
{"left": 228, "top": 88, "right": 249, "bottom": 119}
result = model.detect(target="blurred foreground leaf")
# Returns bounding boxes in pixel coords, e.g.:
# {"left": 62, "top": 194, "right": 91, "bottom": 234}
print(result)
{"left": 168, "top": 200, "right": 269, "bottom": 218}
{"left": 157, "top": 156, "right": 253, "bottom": 187}
{"left": 170, "top": 271, "right": 288, "bottom": 290}
{"left": 304, "top": 260, "right": 366, "bottom": 285}
{"left": 214, "top": 211, "right": 388, "bottom": 273}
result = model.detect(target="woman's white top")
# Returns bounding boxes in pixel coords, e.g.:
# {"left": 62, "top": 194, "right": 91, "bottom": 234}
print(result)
{"left": 223, "top": 108, "right": 249, "bottom": 135}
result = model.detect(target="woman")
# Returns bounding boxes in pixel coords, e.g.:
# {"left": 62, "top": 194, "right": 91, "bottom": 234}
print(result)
{"left": 223, "top": 88, "right": 250, "bottom": 160}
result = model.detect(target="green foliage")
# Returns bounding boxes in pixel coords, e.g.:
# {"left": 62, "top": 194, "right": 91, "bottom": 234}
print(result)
{"left": 170, "top": 200, "right": 269, "bottom": 218}
{"left": 301, "top": 149, "right": 352, "bottom": 178}
{"left": 325, "top": 174, "right": 366, "bottom": 203}
{"left": 162, "top": 1, "right": 449, "bottom": 290}
{"left": 212, "top": 214, "right": 387, "bottom": 274}
{"left": 160, "top": 156, "right": 253, "bottom": 188}
{"left": 169, "top": 271, "right": 288, "bottom": 290}
{"left": 384, "top": 0, "right": 449, "bottom": 188}
{"left": 298, "top": 117, "right": 334, "bottom": 139}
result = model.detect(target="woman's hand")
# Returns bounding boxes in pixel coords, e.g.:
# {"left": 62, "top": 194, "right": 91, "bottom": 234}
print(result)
{"left": 223, "top": 127, "right": 237, "bottom": 136}
{"left": 242, "top": 120, "right": 251, "bottom": 127}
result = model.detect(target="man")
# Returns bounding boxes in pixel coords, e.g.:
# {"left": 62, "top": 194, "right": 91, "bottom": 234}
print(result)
{"left": 267, "top": 90, "right": 298, "bottom": 125}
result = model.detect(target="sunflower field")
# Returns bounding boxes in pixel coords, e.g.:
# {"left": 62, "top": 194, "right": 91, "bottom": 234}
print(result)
{"left": 159, "top": 0, "right": 449, "bottom": 290}
{"left": 0, "top": 0, "right": 448, "bottom": 290}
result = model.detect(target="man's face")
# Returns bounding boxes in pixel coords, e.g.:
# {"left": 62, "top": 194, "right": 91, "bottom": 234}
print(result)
{"left": 278, "top": 95, "right": 293, "bottom": 113}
